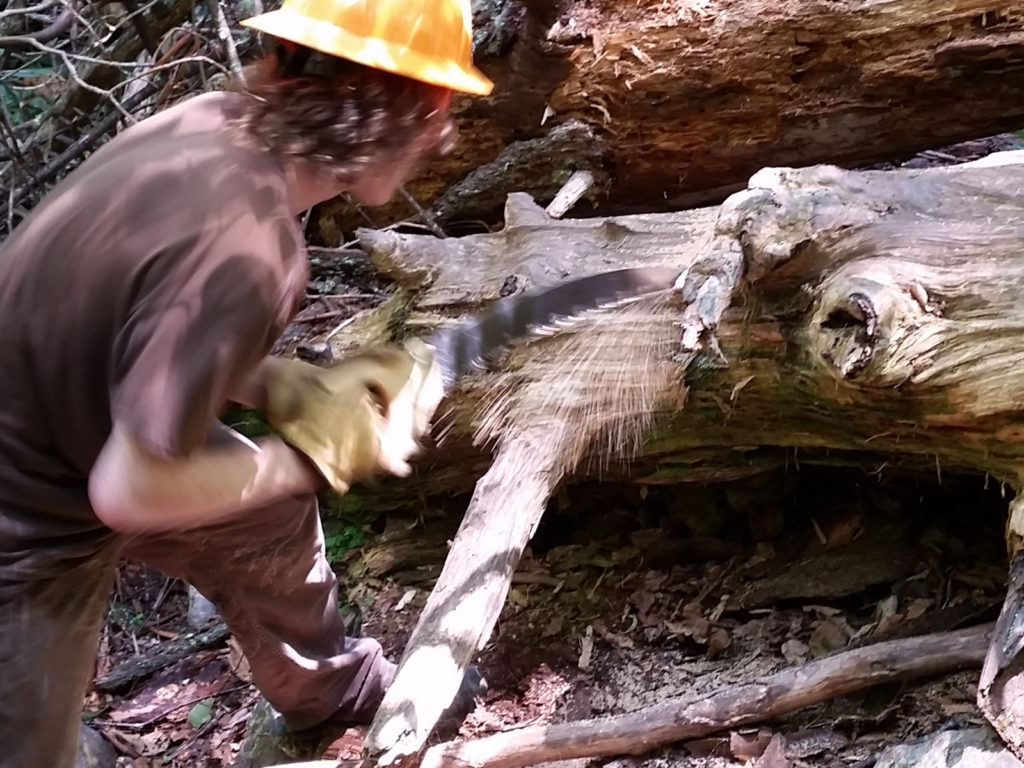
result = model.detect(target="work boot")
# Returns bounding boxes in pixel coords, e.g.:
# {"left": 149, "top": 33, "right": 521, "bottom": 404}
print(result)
{"left": 235, "top": 666, "right": 488, "bottom": 768}
{"left": 437, "top": 665, "right": 488, "bottom": 729}
{"left": 234, "top": 698, "right": 335, "bottom": 768}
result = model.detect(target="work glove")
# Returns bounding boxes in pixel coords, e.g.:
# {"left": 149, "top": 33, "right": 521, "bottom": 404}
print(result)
{"left": 265, "top": 339, "right": 445, "bottom": 493}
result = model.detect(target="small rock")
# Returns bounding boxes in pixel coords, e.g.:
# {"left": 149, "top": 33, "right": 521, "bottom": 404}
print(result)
{"left": 295, "top": 341, "right": 335, "bottom": 365}
{"left": 874, "top": 727, "right": 1023, "bottom": 768}
{"left": 784, "top": 727, "right": 848, "bottom": 758}
{"left": 187, "top": 583, "right": 219, "bottom": 629}
{"left": 76, "top": 724, "right": 117, "bottom": 768}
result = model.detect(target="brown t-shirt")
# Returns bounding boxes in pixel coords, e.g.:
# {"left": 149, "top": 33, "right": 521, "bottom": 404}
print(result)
{"left": 0, "top": 91, "right": 308, "bottom": 560}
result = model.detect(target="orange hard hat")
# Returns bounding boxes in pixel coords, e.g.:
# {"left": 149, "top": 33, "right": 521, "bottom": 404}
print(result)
{"left": 240, "top": 0, "right": 494, "bottom": 96}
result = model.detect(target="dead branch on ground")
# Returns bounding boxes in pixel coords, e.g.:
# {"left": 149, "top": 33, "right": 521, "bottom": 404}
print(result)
{"left": 274, "top": 624, "right": 991, "bottom": 768}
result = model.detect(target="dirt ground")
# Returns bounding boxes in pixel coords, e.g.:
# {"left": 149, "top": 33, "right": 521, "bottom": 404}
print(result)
{"left": 82, "top": 133, "right": 1024, "bottom": 768}
{"left": 355, "top": 466, "right": 1006, "bottom": 766}
{"left": 87, "top": 463, "right": 1008, "bottom": 767}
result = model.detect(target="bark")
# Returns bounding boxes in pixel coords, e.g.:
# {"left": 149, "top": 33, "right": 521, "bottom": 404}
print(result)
{"left": 93, "top": 622, "right": 230, "bottom": 693}
{"left": 322, "top": 150, "right": 1024, "bottom": 763}
{"left": 336, "top": 151, "right": 1024, "bottom": 499}
{"left": 315, "top": 0, "right": 1024, "bottom": 238}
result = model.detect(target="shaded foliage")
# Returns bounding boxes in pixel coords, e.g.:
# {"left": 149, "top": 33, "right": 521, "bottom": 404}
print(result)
{"left": 0, "top": 0, "right": 274, "bottom": 238}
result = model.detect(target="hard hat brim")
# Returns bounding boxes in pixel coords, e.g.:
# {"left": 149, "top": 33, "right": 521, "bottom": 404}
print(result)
{"left": 240, "top": 9, "right": 494, "bottom": 96}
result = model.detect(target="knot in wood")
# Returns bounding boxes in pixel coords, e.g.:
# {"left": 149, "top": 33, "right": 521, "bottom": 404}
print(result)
{"left": 818, "top": 291, "right": 877, "bottom": 379}
{"left": 809, "top": 269, "right": 927, "bottom": 387}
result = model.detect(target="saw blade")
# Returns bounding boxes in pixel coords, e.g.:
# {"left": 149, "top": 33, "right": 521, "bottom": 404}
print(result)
{"left": 426, "top": 266, "right": 681, "bottom": 390}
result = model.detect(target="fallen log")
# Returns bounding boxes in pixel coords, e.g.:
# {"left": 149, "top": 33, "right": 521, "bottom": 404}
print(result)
{"left": 270, "top": 623, "right": 991, "bottom": 768}
{"left": 341, "top": 151, "right": 1024, "bottom": 495}
{"left": 316, "top": 0, "right": 1024, "bottom": 236}
{"left": 94, "top": 621, "right": 230, "bottom": 693}
{"left": 317, "top": 150, "right": 1024, "bottom": 763}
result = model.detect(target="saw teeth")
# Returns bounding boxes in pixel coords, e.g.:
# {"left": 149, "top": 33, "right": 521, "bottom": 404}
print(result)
{"left": 429, "top": 267, "right": 681, "bottom": 386}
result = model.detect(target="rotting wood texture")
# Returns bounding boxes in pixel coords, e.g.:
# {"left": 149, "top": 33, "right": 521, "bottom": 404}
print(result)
{"left": 316, "top": 0, "right": 1024, "bottom": 237}
{"left": 319, "top": 150, "right": 1024, "bottom": 764}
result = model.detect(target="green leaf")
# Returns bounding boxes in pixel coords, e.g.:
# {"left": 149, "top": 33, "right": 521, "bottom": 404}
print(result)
{"left": 6, "top": 67, "right": 55, "bottom": 79}
{"left": 223, "top": 407, "right": 273, "bottom": 438}
{"left": 323, "top": 525, "right": 366, "bottom": 562}
{"left": 187, "top": 699, "right": 214, "bottom": 729}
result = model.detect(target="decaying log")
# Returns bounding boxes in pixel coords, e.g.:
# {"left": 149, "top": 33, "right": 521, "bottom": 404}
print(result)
{"left": 272, "top": 624, "right": 991, "bottom": 768}
{"left": 93, "top": 622, "right": 230, "bottom": 693}
{"left": 323, "top": 150, "right": 1024, "bottom": 764}
{"left": 317, "top": 0, "right": 1024, "bottom": 236}
{"left": 344, "top": 151, "right": 1024, "bottom": 496}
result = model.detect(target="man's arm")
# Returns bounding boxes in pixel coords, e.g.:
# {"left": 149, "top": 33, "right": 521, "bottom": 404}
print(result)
{"left": 228, "top": 355, "right": 290, "bottom": 411}
{"left": 88, "top": 423, "right": 325, "bottom": 534}
{"left": 91, "top": 344, "right": 443, "bottom": 534}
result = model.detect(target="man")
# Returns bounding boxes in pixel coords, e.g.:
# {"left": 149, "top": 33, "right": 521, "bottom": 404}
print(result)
{"left": 0, "top": 0, "right": 493, "bottom": 765}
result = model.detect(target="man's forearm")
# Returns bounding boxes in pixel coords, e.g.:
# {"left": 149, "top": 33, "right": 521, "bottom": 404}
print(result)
{"left": 229, "top": 355, "right": 289, "bottom": 411}
{"left": 89, "top": 423, "right": 326, "bottom": 534}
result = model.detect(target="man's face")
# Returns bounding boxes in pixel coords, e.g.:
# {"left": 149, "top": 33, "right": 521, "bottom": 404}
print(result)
{"left": 347, "top": 150, "right": 422, "bottom": 207}
{"left": 346, "top": 97, "right": 455, "bottom": 208}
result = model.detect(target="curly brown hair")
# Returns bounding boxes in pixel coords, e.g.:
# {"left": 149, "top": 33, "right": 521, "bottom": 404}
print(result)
{"left": 228, "top": 44, "right": 456, "bottom": 183}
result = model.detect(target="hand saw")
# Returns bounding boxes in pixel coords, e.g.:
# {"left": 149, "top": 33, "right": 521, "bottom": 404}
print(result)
{"left": 425, "top": 266, "right": 681, "bottom": 390}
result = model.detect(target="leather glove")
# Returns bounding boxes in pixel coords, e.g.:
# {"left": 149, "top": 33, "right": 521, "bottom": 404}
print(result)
{"left": 265, "top": 339, "right": 444, "bottom": 492}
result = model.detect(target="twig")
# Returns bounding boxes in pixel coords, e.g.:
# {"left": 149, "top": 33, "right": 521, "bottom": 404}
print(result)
{"left": 6, "top": 175, "right": 14, "bottom": 234}
{"left": 0, "top": 2, "right": 60, "bottom": 22}
{"left": 0, "top": 81, "right": 158, "bottom": 223}
{"left": 292, "top": 309, "right": 355, "bottom": 323}
{"left": 306, "top": 293, "right": 381, "bottom": 300}
{"left": 207, "top": 0, "right": 243, "bottom": 80}
{"left": 0, "top": 0, "right": 76, "bottom": 48}
{"left": 150, "top": 575, "right": 178, "bottom": 614}
{"left": 162, "top": 703, "right": 232, "bottom": 760}
{"left": 0, "top": 97, "right": 25, "bottom": 168}
{"left": 398, "top": 185, "right": 446, "bottom": 238}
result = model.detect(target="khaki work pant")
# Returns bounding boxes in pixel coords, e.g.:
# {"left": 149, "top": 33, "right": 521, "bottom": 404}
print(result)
{"left": 0, "top": 491, "right": 396, "bottom": 768}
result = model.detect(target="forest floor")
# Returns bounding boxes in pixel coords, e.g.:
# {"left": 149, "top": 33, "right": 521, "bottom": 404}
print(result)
{"left": 81, "top": 133, "right": 1024, "bottom": 768}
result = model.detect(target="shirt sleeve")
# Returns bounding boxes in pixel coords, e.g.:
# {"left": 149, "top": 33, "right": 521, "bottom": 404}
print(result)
{"left": 109, "top": 221, "right": 301, "bottom": 458}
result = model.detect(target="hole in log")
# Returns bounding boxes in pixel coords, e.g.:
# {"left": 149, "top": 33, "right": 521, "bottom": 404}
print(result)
{"left": 820, "top": 307, "right": 865, "bottom": 330}
{"left": 817, "top": 292, "right": 878, "bottom": 379}
{"left": 820, "top": 293, "right": 876, "bottom": 336}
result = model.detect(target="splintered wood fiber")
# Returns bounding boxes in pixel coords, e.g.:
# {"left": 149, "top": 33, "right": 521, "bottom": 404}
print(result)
{"left": 474, "top": 290, "right": 687, "bottom": 478}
